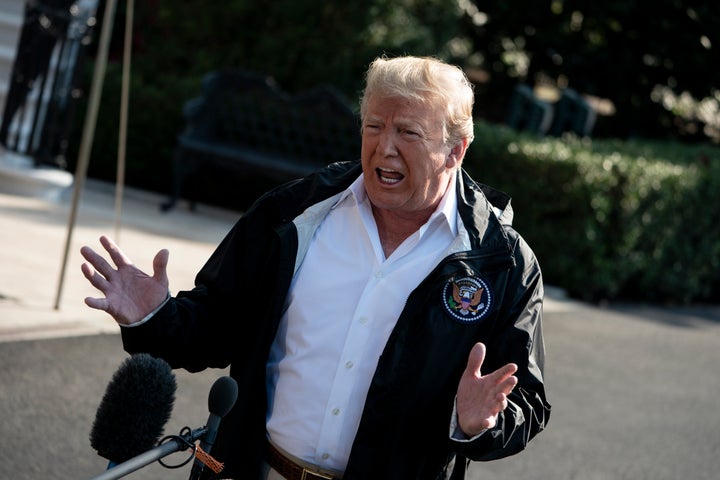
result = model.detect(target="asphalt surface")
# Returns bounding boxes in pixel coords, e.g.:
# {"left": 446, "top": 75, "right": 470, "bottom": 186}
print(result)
{"left": 1, "top": 178, "right": 719, "bottom": 480}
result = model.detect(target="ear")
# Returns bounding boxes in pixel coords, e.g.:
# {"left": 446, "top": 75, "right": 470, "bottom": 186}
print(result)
{"left": 446, "top": 138, "right": 469, "bottom": 168}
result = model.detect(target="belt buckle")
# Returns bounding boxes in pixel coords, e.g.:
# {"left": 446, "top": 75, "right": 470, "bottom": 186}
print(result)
{"left": 300, "top": 468, "right": 334, "bottom": 480}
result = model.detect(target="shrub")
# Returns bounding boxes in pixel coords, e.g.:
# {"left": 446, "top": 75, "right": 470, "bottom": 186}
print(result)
{"left": 465, "top": 121, "right": 720, "bottom": 304}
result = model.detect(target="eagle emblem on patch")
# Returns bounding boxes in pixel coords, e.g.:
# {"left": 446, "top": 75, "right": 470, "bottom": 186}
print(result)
{"left": 442, "top": 275, "right": 492, "bottom": 323}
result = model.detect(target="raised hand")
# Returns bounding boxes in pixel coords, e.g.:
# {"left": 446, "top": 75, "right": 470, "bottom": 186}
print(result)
{"left": 456, "top": 342, "right": 518, "bottom": 437}
{"left": 80, "top": 235, "right": 170, "bottom": 326}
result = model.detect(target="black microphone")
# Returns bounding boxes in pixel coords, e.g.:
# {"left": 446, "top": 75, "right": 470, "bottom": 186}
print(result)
{"left": 90, "top": 353, "right": 177, "bottom": 467}
{"left": 188, "top": 375, "right": 238, "bottom": 480}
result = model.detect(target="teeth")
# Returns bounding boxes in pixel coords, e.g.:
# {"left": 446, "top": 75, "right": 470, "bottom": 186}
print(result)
{"left": 377, "top": 167, "right": 402, "bottom": 184}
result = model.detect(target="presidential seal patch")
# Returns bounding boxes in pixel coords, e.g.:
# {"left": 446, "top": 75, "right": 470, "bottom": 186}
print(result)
{"left": 442, "top": 275, "right": 492, "bottom": 323}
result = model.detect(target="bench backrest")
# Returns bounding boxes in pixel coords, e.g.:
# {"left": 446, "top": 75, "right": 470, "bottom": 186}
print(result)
{"left": 181, "top": 69, "right": 361, "bottom": 169}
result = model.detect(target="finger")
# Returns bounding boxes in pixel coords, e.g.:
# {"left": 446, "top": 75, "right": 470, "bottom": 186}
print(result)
{"left": 490, "top": 363, "right": 518, "bottom": 383}
{"left": 79, "top": 245, "right": 96, "bottom": 262}
{"left": 81, "top": 262, "right": 111, "bottom": 291}
{"left": 464, "top": 342, "right": 486, "bottom": 379}
{"left": 496, "top": 373, "right": 518, "bottom": 397}
{"left": 80, "top": 246, "right": 116, "bottom": 279}
{"left": 100, "top": 235, "right": 133, "bottom": 267}
{"left": 479, "top": 364, "right": 518, "bottom": 399}
{"left": 84, "top": 296, "right": 109, "bottom": 312}
{"left": 152, "top": 249, "right": 169, "bottom": 283}
{"left": 489, "top": 394, "right": 508, "bottom": 417}
{"left": 478, "top": 417, "right": 492, "bottom": 430}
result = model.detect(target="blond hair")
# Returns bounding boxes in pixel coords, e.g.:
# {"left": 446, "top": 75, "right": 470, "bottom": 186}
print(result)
{"left": 360, "top": 55, "right": 475, "bottom": 146}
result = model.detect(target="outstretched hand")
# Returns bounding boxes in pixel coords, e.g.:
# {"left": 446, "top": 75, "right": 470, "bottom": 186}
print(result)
{"left": 80, "top": 235, "right": 170, "bottom": 326}
{"left": 456, "top": 342, "right": 518, "bottom": 437}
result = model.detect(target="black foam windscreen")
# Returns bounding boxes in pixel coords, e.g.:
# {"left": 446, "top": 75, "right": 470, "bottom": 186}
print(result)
{"left": 207, "top": 376, "right": 238, "bottom": 418}
{"left": 90, "top": 353, "right": 177, "bottom": 464}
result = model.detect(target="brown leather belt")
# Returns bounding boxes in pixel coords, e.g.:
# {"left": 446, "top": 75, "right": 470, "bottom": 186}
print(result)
{"left": 266, "top": 442, "right": 338, "bottom": 480}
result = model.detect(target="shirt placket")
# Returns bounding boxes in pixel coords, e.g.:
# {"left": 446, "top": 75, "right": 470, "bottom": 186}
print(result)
{"left": 313, "top": 265, "right": 386, "bottom": 468}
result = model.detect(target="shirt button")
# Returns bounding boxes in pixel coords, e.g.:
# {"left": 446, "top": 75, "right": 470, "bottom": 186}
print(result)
{"left": 332, "top": 408, "right": 340, "bottom": 416}
{"left": 345, "top": 361, "right": 354, "bottom": 369}
{"left": 322, "top": 453, "right": 330, "bottom": 460}
{"left": 358, "top": 317, "right": 368, "bottom": 324}
{"left": 374, "top": 271, "right": 382, "bottom": 278}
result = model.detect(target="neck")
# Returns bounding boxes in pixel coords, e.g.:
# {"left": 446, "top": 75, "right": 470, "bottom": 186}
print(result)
{"left": 368, "top": 171, "right": 456, "bottom": 257}
{"left": 372, "top": 206, "right": 432, "bottom": 258}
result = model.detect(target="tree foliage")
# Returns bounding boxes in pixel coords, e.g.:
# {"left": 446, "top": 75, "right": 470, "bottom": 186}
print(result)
{"left": 462, "top": 0, "right": 720, "bottom": 142}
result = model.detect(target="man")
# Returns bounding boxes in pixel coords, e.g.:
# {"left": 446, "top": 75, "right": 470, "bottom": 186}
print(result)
{"left": 81, "top": 55, "right": 550, "bottom": 479}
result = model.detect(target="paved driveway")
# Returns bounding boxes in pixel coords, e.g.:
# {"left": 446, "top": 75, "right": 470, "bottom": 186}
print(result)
{"left": 468, "top": 301, "right": 720, "bottom": 480}
{"left": 1, "top": 299, "right": 718, "bottom": 480}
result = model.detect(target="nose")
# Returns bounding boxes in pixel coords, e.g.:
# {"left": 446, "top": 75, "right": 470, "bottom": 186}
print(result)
{"left": 378, "top": 130, "right": 398, "bottom": 157}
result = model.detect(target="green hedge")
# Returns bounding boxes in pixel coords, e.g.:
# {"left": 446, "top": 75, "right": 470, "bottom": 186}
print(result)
{"left": 465, "top": 121, "right": 720, "bottom": 304}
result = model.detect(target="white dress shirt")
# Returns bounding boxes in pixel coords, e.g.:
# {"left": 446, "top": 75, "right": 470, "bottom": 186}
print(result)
{"left": 265, "top": 173, "right": 458, "bottom": 472}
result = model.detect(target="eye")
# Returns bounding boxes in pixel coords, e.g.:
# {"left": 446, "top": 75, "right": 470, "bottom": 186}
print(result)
{"left": 400, "top": 128, "right": 421, "bottom": 138}
{"left": 363, "top": 123, "right": 381, "bottom": 134}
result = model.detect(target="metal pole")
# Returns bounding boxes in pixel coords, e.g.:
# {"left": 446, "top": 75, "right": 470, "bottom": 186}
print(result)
{"left": 113, "top": 0, "right": 133, "bottom": 242}
{"left": 54, "top": 0, "right": 117, "bottom": 310}
{"left": 86, "top": 436, "right": 193, "bottom": 480}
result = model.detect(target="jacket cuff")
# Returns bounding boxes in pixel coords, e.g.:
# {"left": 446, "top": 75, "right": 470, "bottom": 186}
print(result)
{"left": 120, "top": 291, "right": 171, "bottom": 328}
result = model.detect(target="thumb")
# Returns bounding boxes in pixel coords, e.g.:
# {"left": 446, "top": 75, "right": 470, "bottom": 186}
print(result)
{"left": 152, "top": 249, "right": 170, "bottom": 284}
{"left": 465, "top": 342, "right": 486, "bottom": 379}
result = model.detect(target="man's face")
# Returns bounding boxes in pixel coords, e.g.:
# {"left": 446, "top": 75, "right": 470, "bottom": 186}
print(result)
{"left": 361, "top": 95, "right": 461, "bottom": 222}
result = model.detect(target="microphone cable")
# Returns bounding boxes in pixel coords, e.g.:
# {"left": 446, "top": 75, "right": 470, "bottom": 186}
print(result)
{"left": 156, "top": 426, "right": 198, "bottom": 470}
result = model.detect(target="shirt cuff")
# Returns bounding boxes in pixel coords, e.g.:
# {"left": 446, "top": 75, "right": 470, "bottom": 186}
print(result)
{"left": 120, "top": 291, "right": 171, "bottom": 328}
{"left": 449, "top": 397, "right": 494, "bottom": 442}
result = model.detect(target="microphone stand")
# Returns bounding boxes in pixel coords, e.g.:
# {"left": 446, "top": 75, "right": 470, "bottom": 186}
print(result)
{"left": 87, "top": 427, "right": 206, "bottom": 480}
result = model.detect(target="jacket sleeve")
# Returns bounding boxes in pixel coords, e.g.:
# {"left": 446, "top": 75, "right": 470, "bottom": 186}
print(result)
{"left": 119, "top": 166, "right": 351, "bottom": 374}
{"left": 120, "top": 196, "right": 291, "bottom": 372}
{"left": 453, "top": 233, "right": 551, "bottom": 461}
{"left": 119, "top": 218, "right": 249, "bottom": 372}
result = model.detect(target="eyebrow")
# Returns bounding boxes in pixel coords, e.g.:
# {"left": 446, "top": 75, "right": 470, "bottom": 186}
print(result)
{"left": 365, "top": 115, "right": 429, "bottom": 133}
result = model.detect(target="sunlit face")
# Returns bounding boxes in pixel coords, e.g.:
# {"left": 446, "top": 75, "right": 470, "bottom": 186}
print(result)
{"left": 361, "top": 95, "right": 464, "bottom": 224}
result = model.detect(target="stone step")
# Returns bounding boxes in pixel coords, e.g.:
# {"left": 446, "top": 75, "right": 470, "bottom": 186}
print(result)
{"left": 0, "top": 149, "right": 74, "bottom": 201}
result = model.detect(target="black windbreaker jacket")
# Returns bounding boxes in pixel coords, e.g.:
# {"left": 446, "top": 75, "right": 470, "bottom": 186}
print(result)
{"left": 122, "top": 161, "right": 551, "bottom": 479}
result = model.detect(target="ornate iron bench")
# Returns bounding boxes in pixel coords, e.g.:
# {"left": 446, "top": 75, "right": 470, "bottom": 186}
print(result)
{"left": 161, "top": 69, "right": 360, "bottom": 211}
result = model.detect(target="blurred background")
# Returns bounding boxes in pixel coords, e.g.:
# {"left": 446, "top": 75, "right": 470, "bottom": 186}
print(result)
{"left": 0, "top": 0, "right": 718, "bottom": 305}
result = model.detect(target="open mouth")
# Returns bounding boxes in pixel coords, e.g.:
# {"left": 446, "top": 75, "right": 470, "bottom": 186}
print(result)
{"left": 376, "top": 167, "right": 404, "bottom": 185}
